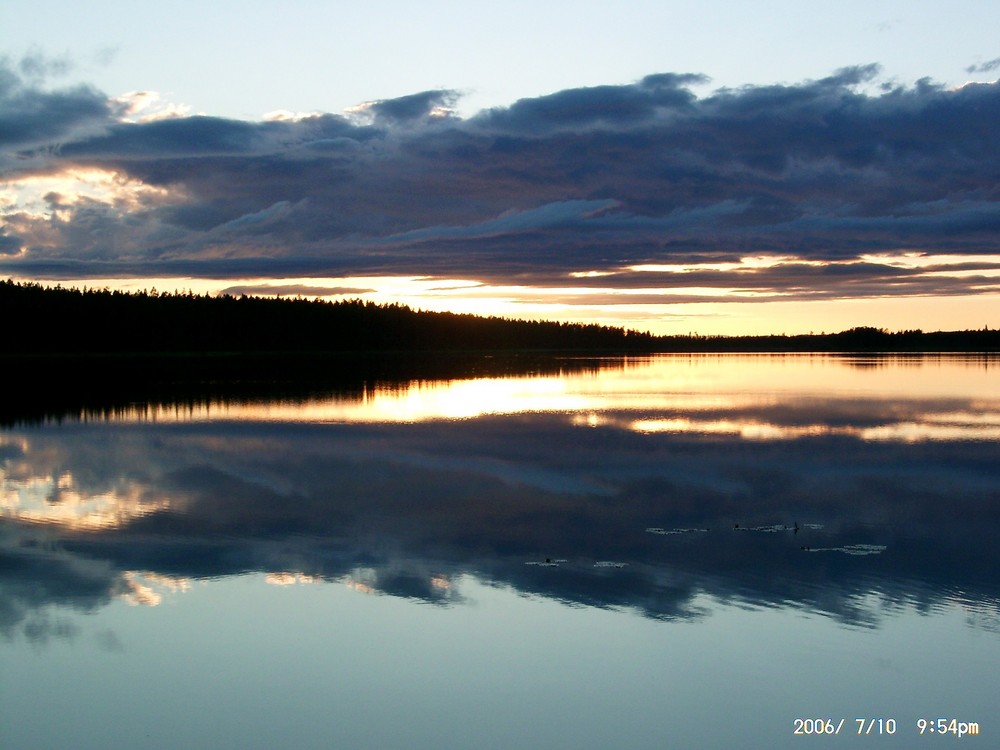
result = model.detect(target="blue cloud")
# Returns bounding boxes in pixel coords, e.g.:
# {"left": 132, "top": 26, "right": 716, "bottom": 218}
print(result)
{"left": 0, "top": 231, "right": 23, "bottom": 255}
{"left": 474, "top": 74, "right": 702, "bottom": 134}
{"left": 966, "top": 56, "right": 1000, "bottom": 74}
{"left": 361, "top": 89, "right": 459, "bottom": 125}
{"left": 0, "top": 56, "right": 111, "bottom": 153}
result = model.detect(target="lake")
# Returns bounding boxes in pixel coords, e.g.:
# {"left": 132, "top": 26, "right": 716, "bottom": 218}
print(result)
{"left": 2, "top": 354, "right": 998, "bottom": 748}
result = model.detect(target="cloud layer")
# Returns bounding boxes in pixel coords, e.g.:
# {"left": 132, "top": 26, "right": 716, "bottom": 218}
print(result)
{"left": 2, "top": 57, "right": 1000, "bottom": 305}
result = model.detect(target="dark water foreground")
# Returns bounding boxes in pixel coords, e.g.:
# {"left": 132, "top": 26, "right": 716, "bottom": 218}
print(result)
{"left": 2, "top": 354, "right": 998, "bottom": 748}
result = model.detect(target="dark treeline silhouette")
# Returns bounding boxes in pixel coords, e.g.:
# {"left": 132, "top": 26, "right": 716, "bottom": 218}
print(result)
{"left": 3, "top": 279, "right": 999, "bottom": 357}
{"left": 1, "top": 279, "right": 655, "bottom": 354}
{"left": 657, "top": 325, "right": 1000, "bottom": 353}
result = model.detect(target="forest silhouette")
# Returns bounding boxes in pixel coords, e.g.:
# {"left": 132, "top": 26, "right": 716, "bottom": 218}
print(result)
{"left": 3, "top": 279, "right": 998, "bottom": 356}
{"left": 2, "top": 280, "right": 655, "bottom": 354}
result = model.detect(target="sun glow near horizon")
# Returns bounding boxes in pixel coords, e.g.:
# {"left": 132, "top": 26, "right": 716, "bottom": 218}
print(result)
{"left": 9, "top": 250, "right": 1000, "bottom": 337}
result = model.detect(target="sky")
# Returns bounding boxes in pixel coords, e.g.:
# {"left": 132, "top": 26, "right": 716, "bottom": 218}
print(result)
{"left": 2, "top": 1, "right": 1000, "bottom": 335}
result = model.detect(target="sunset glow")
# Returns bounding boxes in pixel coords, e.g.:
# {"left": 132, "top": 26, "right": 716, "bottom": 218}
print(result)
{"left": 3, "top": 31, "right": 1000, "bottom": 334}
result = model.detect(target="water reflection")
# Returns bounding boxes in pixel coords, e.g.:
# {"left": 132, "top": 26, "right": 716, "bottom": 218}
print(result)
{"left": 2, "top": 354, "right": 998, "bottom": 646}
{"left": 15, "top": 353, "right": 1000, "bottom": 439}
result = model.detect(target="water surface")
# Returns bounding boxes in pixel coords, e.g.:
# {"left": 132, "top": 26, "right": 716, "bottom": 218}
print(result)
{"left": 2, "top": 354, "right": 998, "bottom": 747}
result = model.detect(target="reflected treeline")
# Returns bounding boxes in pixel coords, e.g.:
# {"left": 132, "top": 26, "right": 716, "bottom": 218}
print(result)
{"left": 3, "top": 404, "right": 999, "bottom": 640}
{"left": 1, "top": 351, "right": 614, "bottom": 426}
{"left": 836, "top": 352, "right": 1000, "bottom": 370}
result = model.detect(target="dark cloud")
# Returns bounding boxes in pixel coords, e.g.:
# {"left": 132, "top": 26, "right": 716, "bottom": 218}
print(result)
{"left": 474, "top": 73, "right": 703, "bottom": 134}
{"left": 966, "top": 57, "right": 1000, "bottom": 74}
{"left": 0, "top": 232, "right": 22, "bottom": 255}
{"left": 361, "top": 89, "right": 459, "bottom": 125}
{"left": 3, "top": 63, "right": 1000, "bottom": 298}
{"left": 0, "top": 57, "right": 112, "bottom": 153}
{"left": 62, "top": 116, "right": 289, "bottom": 159}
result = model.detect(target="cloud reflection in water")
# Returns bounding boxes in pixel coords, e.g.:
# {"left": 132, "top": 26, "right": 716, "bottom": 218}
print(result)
{"left": 1, "top": 354, "right": 999, "bottom": 642}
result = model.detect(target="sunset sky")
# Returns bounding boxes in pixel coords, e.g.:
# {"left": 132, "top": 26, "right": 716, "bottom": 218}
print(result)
{"left": 2, "top": 1, "right": 1000, "bottom": 335}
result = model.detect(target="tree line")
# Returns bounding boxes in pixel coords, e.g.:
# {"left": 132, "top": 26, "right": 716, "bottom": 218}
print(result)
{"left": 1, "top": 280, "right": 657, "bottom": 354}
{"left": 3, "top": 279, "right": 998, "bottom": 355}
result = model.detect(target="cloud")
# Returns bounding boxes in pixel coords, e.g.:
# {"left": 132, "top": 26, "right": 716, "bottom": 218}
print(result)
{"left": 474, "top": 73, "right": 704, "bottom": 134}
{"left": 0, "top": 232, "right": 22, "bottom": 255}
{"left": 966, "top": 57, "right": 1000, "bottom": 74}
{"left": 351, "top": 89, "right": 460, "bottom": 126}
{"left": 2, "top": 62, "right": 1000, "bottom": 303}
{"left": 61, "top": 115, "right": 278, "bottom": 158}
{"left": 379, "top": 199, "right": 621, "bottom": 244}
{"left": 208, "top": 200, "right": 296, "bottom": 234}
{"left": 0, "top": 56, "right": 113, "bottom": 155}
{"left": 115, "top": 91, "right": 191, "bottom": 122}
{"left": 218, "top": 283, "right": 376, "bottom": 297}
{"left": 16, "top": 49, "right": 74, "bottom": 83}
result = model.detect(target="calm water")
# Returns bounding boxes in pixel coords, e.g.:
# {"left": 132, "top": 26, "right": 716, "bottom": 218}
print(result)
{"left": 2, "top": 354, "right": 998, "bottom": 748}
